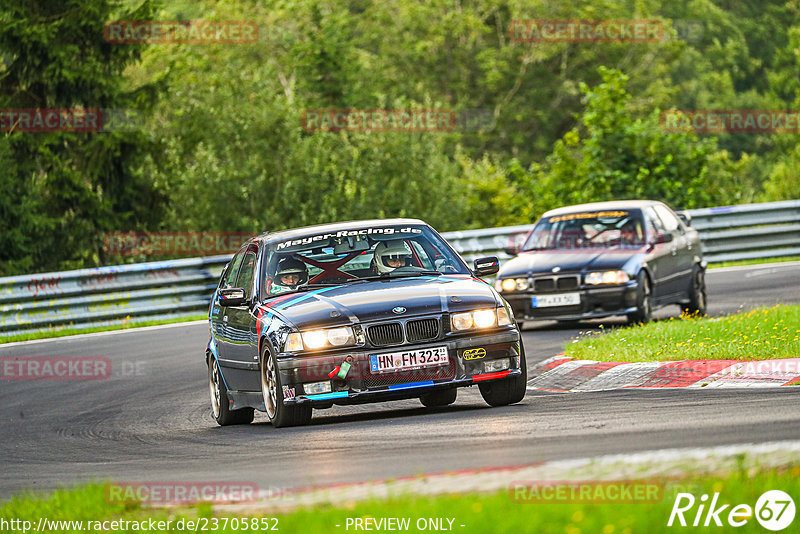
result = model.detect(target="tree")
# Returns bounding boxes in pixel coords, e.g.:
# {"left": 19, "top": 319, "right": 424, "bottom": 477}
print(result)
{"left": 0, "top": 0, "right": 166, "bottom": 275}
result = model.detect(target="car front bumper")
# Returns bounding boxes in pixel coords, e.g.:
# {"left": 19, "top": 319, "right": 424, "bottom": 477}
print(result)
{"left": 276, "top": 329, "right": 522, "bottom": 407}
{"left": 502, "top": 281, "right": 639, "bottom": 321}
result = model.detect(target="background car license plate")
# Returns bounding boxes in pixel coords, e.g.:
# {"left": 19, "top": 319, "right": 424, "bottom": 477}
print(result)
{"left": 370, "top": 346, "right": 449, "bottom": 373}
{"left": 532, "top": 293, "right": 580, "bottom": 308}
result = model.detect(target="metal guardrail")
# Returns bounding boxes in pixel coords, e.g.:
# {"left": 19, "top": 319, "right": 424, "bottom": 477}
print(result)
{"left": 1, "top": 200, "right": 798, "bottom": 337}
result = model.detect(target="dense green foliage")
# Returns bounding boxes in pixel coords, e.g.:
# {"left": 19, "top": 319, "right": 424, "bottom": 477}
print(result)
{"left": 2, "top": 0, "right": 799, "bottom": 274}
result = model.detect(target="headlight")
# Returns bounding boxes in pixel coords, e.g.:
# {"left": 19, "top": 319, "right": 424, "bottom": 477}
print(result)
{"left": 451, "top": 307, "right": 510, "bottom": 331}
{"left": 585, "top": 270, "right": 630, "bottom": 285}
{"left": 285, "top": 326, "right": 357, "bottom": 351}
{"left": 497, "top": 278, "right": 529, "bottom": 292}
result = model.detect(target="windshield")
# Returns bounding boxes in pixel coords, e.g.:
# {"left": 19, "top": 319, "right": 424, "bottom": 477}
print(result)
{"left": 262, "top": 224, "right": 469, "bottom": 296}
{"left": 522, "top": 210, "right": 646, "bottom": 251}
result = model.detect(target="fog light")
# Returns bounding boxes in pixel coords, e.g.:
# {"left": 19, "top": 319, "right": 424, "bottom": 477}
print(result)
{"left": 485, "top": 358, "right": 510, "bottom": 373}
{"left": 304, "top": 381, "right": 332, "bottom": 395}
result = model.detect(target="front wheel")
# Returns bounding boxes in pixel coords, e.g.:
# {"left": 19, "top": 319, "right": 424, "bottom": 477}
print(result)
{"left": 683, "top": 267, "right": 707, "bottom": 316}
{"left": 478, "top": 346, "right": 527, "bottom": 407}
{"left": 261, "top": 347, "right": 312, "bottom": 428}
{"left": 627, "top": 272, "right": 652, "bottom": 324}
{"left": 209, "top": 356, "right": 254, "bottom": 426}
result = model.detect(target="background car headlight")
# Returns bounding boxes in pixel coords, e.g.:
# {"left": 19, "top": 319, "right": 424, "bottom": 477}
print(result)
{"left": 497, "top": 278, "right": 528, "bottom": 292}
{"left": 287, "top": 326, "right": 357, "bottom": 351}
{"left": 451, "top": 307, "right": 510, "bottom": 331}
{"left": 500, "top": 278, "right": 517, "bottom": 292}
{"left": 585, "top": 270, "right": 630, "bottom": 285}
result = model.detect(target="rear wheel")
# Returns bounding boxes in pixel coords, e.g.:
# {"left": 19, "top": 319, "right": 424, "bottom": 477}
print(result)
{"left": 627, "top": 272, "right": 652, "bottom": 324}
{"left": 683, "top": 267, "right": 707, "bottom": 316}
{"left": 420, "top": 388, "right": 457, "bottom": 407}
{"left": 261, "top": 347, "right": 312, "bottom": 428}
{"left": 478, "top": 346, "right": 527, "bottom": 407}
{"left": 208, "top": 356, "right": 254, "bottom": 426}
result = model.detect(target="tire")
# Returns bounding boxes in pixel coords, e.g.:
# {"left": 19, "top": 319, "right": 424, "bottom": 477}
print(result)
{"left": 478, "top": 345, "right": 528, "bottom": 407}
{"left": 208, "top": 356, "right": 254, "bottom": 426}
{"left": 420, "top": 388, "right": 457, "bottom": 407}
{"left": 683, "top": 266, "right": 707, "bottom": 316}
{"left": 627, "top": 271, "right": 652, "bottom": 324}
{"left": 261, "top": 346, "right": 312, "bottom": 428}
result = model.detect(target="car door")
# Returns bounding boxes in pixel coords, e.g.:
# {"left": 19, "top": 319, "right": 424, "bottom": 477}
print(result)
{"left": 644, "top": 207, "right": 677, "bottom": 303}
{"left": 212, "top": 249, "right": 246, "bottom": 363}
{"left": 653, "top": 205, "right": 694, "bottom": 301}
{"left": 223, "top": 244, "right": 261, "bottom": 391}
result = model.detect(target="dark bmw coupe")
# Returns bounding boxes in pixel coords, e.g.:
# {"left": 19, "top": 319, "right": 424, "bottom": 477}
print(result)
{"left": 207, "top": 219, "right": 526, "bottom": 427}
{"left": 495, "top": 201, "right": 707, "bottom": 325}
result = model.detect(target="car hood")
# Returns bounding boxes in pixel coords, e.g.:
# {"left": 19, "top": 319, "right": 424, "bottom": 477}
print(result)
{"left": 261, "top": 275, "right": 499, "bottom": 328}
{"left": 499, "top": 249, "right": 643, "bottom": 278}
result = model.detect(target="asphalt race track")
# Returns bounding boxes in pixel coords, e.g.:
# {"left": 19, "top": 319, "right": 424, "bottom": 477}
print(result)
{"left": 1, "top": 262, "right": 799, "bottom": 498}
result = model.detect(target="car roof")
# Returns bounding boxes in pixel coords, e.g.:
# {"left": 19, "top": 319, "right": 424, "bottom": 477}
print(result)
{"left": 256, "top": 218, "right": 428, "bottom": 244}
{"left": 540, "top": 200, "right": 665, "bottom": 218}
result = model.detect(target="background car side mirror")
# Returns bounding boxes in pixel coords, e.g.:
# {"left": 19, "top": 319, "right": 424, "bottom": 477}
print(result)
{"left": 652, "top": 232, "right": 674, "bottom": 245}
{"left": 676, "top": 210, "right": 692, "bottom": 227}
{"left": 473, "top": 256, "right": 500, "bottom": 277}
{"left": 218, "top": 287, "right": 246, "bottom": 306}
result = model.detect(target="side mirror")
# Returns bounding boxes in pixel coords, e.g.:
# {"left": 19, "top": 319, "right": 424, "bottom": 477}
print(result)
{"left": 504, "top": 231, "right": 528, "bottom": 256}
{"left": 473, "top": 256, "right": 500, "bottom": 277}
{"left": 676, "top": 210, "right": 692, "bottom": 227}
{"left": 652, "top": 232, "right": 674, "bottom": 245}
{"left": 218, "top": 287, "right": 246, "bottom": 306}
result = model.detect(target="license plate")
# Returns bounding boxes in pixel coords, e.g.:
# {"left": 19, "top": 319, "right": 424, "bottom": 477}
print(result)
{"left": 369, "top": 346, "right": 449, "bottom": 374}
{"left": 532, "top": 292, "right": 580, "bottom": 308}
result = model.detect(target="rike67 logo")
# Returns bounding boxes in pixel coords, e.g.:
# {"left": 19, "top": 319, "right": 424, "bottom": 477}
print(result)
{"left": 668, "top": 490, "right": 795, "bottom": 531}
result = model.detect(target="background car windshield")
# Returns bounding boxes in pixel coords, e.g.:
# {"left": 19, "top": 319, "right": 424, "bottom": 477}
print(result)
{"left": 522, "top": 210, "right": 646, "bottom": 250}
{"left": 264, "top": 225, "right": 469, "bottom": 290}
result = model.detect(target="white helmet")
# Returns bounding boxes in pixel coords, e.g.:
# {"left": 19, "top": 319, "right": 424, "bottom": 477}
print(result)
{"left": 373, "top": 240, "right": 413, "bottom": 274}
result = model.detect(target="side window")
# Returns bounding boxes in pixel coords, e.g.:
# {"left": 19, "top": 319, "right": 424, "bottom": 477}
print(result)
{"left": 221, "top": 251, "right": 245, "bottom": 289}
{"left": 235, "top": 251, "right": 258, "bottom": 299}
{"left": 654, "top": 205, "right": 683, "bottom": 234}
{"left": 645, "top": 208, "right": 666, "bottom": 235}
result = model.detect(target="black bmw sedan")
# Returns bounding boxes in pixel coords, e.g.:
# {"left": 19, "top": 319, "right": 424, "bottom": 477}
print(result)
{"left": 495, "top": 201, "right": 707, "bottom": 325}
{"left": 207, "top": 219, "right": 526, "bottom": 427}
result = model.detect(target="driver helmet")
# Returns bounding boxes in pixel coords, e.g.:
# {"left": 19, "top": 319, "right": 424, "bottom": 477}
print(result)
{"left": 273, "top": 257, "right": 308, "bottom": 289}
{"left": 373, "top": 240, "right": 413, "bottom": 274}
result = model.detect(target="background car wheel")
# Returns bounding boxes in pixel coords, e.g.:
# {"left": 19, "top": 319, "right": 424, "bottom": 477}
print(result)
{"left": 261, "top": 347, "right": 312, "bottom": 428}
{"left": 208, "top": 356, "right": 254, "bottom": 426}
{"left": 478, "top": 345, "right": 527, "bottom": 407}
{"left": 420, "top": 388, "right": 457, "bottom": 407}
{"left": 683, "top": 267, "right": 707, "bottom": 316}
{"left": 627, "top": 271, "right": 652, "bottom": 324}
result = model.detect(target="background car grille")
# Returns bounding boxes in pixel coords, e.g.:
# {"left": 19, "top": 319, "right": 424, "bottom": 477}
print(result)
{"left": 534, "top": 276, "right": 580, "bottom": 293}
{"left": 533, "top": 278, "right": 555, "bottom": 292}
{"left": 367, "top": 322, "right": 404, "bottom": 346}
{"left": 405, "top": 318, "right": 439, "bottom": 342}
{"left": 557, "top": 276, "right": 579, "bottom": 290}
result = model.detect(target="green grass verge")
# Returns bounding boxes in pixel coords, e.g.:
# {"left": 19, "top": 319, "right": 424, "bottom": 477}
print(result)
{"left": 0, "top": 315, "right": 207, "bottom": 344}
{"left": 709, "top": 256, "right": 800, "bottom": 269}
{"left": 1, "top": 467, "right": 799, "bottom": 533}
{"left": 565, "top": 305, "right": 800, "bottom": 362}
